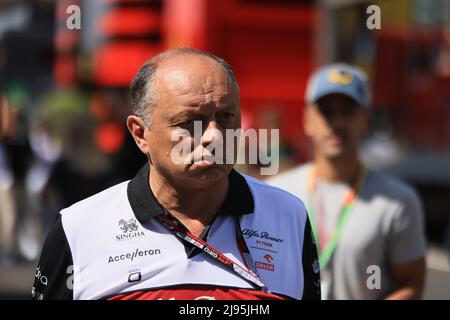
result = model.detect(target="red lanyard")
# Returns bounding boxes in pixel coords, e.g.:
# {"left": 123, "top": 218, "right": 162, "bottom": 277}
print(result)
{"left": 155, "top": 214, "right": 269, "bottom": 292}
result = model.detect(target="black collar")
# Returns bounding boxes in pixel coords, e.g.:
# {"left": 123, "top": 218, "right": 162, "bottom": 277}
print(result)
{"left": 127, "top": 163, "right": 254, "bottom": 224}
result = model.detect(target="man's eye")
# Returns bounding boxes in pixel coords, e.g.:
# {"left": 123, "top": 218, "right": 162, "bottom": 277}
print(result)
{"left": 343, "top": 108, "right": 357, "bottom": 116}
{"left": 177, "top": 119, "right": 203, "bottom": 129}
{"left": 221, "top": 112, "right": 235, "bottom": 120}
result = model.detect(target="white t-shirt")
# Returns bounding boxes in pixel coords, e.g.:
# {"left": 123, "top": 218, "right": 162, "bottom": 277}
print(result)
{"left": 267, "top": 163, "right": 426, "bottom": 300}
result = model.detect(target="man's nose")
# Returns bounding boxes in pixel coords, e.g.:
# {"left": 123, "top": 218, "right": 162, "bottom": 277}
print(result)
{"left": 200, "top": 121, "right": 223, "bottom": 147}
{"left": 327, "top": 112, "right": 348, "bottom": 129}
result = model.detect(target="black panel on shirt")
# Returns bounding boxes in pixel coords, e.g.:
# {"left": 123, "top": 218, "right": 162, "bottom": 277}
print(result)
{"left": 301, "top": 217, "right": 321, "bottom": 300}
{"left": 31, "top": 215, "right": 74, "bottom": 300}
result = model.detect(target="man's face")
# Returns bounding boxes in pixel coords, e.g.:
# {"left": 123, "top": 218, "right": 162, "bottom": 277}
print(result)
{"left": 304, "top": 94, "right": 369, "bottom": 159}
{"left": 141, "top": 55, "right": 241, "bottom": 188}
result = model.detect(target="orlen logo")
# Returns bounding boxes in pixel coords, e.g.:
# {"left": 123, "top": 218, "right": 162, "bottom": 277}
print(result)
{"left": 116, "top": 218, "right": 145, "bottom": 241}
{"left": 255, "top": 255, "right": 275, "bottom": 272}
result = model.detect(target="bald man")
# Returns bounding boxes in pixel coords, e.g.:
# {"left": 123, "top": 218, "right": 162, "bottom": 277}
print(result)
{"left": 32, "top": 48, "right": 320, "bottom": 300}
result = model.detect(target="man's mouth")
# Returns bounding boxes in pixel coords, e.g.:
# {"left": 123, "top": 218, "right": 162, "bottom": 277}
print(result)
{"left": 327, "top": 134, "right": 345, "bottom": 145}
{"left": 192, "top": 154, "right": 224, "bottom": 166}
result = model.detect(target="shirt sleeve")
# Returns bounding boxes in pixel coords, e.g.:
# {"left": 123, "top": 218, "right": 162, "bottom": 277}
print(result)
{"left": 31, "top": 214, "right": 74, "bottom": 300}
{"left": 388, "top": 188, "right": 427, "bottom": 264}
{"left": 301, "top": 216, "right": 321, "bottom": 300}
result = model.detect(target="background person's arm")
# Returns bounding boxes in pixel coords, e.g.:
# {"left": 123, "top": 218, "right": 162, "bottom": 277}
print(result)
{"left": 385, "top": 187, "right": 427, "bottom": 300}
{"left": 385, "top": 257, "right": 426, "bottom": 300}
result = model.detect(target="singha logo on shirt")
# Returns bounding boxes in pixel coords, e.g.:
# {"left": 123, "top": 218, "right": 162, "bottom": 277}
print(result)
{"left": 119, "top": 219, "right": 139, "bottom": 233}
{"left": 116, "top": 218, "right": 145, "bottom": 241}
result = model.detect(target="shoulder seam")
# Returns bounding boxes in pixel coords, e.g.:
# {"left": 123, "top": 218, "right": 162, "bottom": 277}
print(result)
{"left": 243, "top": 174, "right": 306, "bottom": 204}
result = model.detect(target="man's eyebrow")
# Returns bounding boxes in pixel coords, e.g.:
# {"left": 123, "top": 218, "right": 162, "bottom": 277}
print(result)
{"left": 184, "top": 99, "right": 238, "bottom": 111}
{"left": 167, "top": 109, "right": 202, "bottom": 121}
{"left": 217, "top": 100, "right": 239, "bottom": 110}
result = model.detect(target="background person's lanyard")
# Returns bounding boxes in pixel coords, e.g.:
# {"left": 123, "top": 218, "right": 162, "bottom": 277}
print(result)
{"left": 307, "top": 165, "right": 367, "bottom": 270}
{"left": 155, "top": 214, "right": 269, "bottom": 292}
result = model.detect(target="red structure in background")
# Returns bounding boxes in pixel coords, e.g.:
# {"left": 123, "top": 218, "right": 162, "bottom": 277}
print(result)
{"left": 54, "top": 0, "right": 81, "bottom": 87}
{"left": 164, "top": 0, "right": 316, "bottom": 158}
{"left": 53, "top": 0, "right": 317, "bottom": 161}
{"left": 54, "top": 0, "right": 450, "bottom": 157}
{"left": 93, "top": 0, "right": 164, "bottom": 86}
{"left": 374, "top": 28, "right": 450, "bottom": 149}
{"left": 77, "top": 0, "right": 316, "bottom": 161}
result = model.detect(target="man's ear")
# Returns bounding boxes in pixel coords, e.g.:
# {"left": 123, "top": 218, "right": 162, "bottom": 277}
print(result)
{"left": 303, "top": 105, "right": 313, "bottom": 137}
{"left": 127, "top": 115, "right": 149, "bottom": 154}
{"left": 361, "top": 109, "right": 371, "bottom": 136}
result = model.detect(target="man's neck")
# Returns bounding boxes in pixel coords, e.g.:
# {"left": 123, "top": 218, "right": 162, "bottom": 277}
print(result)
{"left": 149, "top": 169, "right": 229, "bottom": 236}
{"left": 314, "top": 152, "right": 362, "bottom": 185}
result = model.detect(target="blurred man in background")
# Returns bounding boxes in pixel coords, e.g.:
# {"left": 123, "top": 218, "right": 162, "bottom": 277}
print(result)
{"left": 0, "top": 94, "right": 16, "bottom": 265}
{"left": 268, "top": 64, "right": 426, "bottom": 300}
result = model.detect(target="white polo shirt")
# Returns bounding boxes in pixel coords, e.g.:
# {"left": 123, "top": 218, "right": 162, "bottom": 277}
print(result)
{"left": 32, "top": 164, "right": 320, "bottom": 300}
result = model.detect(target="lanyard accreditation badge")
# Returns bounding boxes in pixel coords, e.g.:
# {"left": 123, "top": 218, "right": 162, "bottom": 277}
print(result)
{"left": 307, "top": 165, "right": 367, "bottom": 270}
{"left": 155, "top": 214, "right": 269, "bottom": 292}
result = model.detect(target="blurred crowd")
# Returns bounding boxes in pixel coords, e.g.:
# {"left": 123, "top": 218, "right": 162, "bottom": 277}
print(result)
{"left": 0, "top": 88, "right": 146, "bottom": 265}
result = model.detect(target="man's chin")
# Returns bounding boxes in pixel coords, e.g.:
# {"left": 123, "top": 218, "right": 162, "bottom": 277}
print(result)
{"left": 187, "top": 163, "right": 232, "bottom": 183}
{"left": 322, "top": 146, "right": 345, "bottom": 159}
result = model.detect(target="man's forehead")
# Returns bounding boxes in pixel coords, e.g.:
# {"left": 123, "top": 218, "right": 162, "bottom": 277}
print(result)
{"left": 158, "top": 54, "right": 227, "bottom": 79}
{"left": 155, "top": 55, "right": 234, "bottom": 95}
{"left": 159, "top": 69, "right": 193, "bottom": 93}
{"left": 314, "top": 93, "right": 361, "bottom": 111}
{"left": 317, "top": 93, "right": 358, "bottom": 104}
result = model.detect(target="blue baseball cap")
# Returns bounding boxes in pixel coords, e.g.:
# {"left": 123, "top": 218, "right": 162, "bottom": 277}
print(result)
{"left": 305, "top": 63, "right": 370, "bottom": 108}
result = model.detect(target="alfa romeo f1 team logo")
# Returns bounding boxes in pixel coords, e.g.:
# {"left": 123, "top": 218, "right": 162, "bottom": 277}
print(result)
{"left": 116, "top": 218, "right": 145, "bottom": 241}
